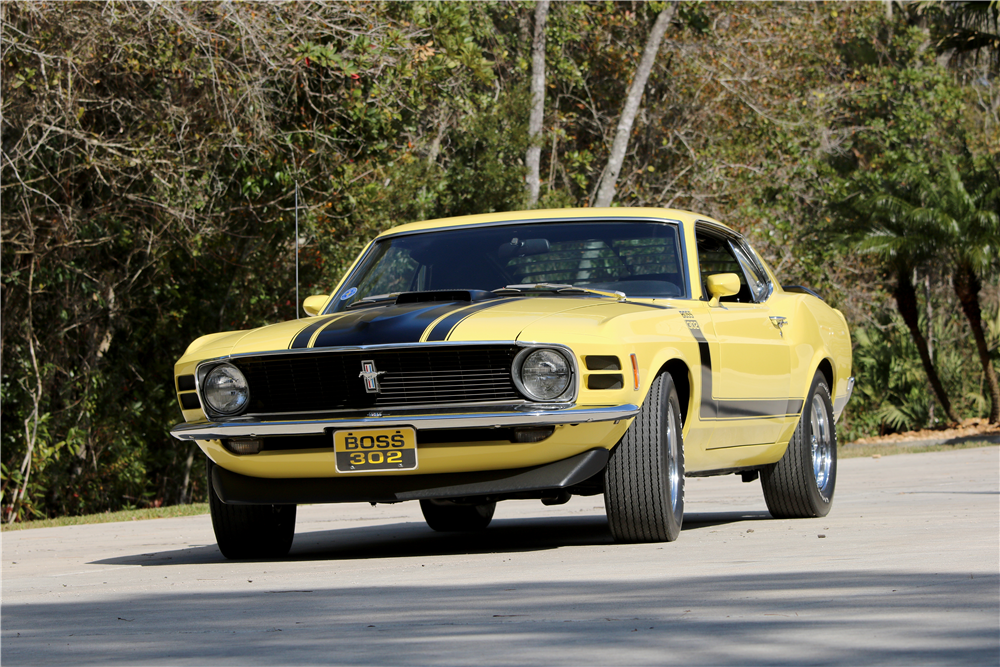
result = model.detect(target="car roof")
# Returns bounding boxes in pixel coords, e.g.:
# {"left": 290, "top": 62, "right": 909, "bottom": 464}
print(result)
{"left": 376, "top": 207, "right": 733, "bottom": 239}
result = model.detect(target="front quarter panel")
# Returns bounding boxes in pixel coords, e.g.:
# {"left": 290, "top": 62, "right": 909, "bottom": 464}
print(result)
{"left": 770, "top": 291, "right": 853, "bottom": 420}
{"left": 514, "top": 299, "right": 705, "bottom": 440}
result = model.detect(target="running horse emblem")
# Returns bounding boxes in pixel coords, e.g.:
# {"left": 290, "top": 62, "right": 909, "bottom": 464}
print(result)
{"left": 359, "top": 360, "right": 386, "bottom": 394}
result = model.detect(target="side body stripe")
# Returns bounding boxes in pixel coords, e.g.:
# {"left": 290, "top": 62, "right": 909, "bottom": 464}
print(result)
{"left": 680, "top": 310, "right": 801, "bottom": 421}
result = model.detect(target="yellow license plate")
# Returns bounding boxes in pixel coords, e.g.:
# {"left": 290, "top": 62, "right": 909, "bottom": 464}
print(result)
{"left": 334, "top": 427, "right": 417, "bottom": 473}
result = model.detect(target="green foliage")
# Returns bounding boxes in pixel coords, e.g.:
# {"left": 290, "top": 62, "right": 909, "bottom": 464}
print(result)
{"left": 2, "top": 502, "right": 210, "bottom": 531}
{"left": 842, "top": 284, "right": 999, "bottom": 441}
{"left": 847, "top": 319, "right": 931, "bottom": 438}
{"left": 0, "top": 0, "right": 534, "bottom": 522}
{"left": 1, "top": 0, "right": 997, "bottom": 521}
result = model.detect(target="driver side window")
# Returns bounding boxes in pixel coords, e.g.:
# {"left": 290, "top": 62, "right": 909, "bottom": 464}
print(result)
{"left": 695, "top": 227, "right": 769, "bottom": 304}
{"left": 730, "top": 240, "right": 771, "bottom": 302}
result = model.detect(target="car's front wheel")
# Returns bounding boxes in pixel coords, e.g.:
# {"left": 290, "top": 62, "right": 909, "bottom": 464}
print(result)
{"left": 207, "top": 460, "right": 296, "bottom": 560}
{"left": 420, "top": 498, "right": 495, "bottom": 532}
{"left": 760, "top": 373, "right": 837, "bottom": 518}
{"left": 604, "top": 372, "right": 685, "bottom": 542}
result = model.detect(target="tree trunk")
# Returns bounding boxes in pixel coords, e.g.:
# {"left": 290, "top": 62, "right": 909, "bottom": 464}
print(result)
{"left": 177, "top": 444, "right": 197, "bottom": 505}
{"left": 427, "top": 112, "right": 450, "bottom": 165}
{"left": 953, "top": 262, "right": 1000, "bottom": 424}
{"left": 525, "top": 0, "right": 549, "bottom": 207}
{"left": 894, "top": 268, "right": 961, "bottom": 424}
{"left": 924, "top": 272, "right": 935, "bottom": 425}
{"left": 592, "top": 3, "right": 675, "bottom": 208}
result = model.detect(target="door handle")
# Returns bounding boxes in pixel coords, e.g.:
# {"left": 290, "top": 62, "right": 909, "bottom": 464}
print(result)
{"left": 769, "top": 316, "right": 788, "bottom": 337}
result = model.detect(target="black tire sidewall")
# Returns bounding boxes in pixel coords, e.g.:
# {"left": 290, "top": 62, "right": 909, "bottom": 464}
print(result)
{"left": 760, "top": 372, "right": 839, "bottom": 519}
{"left": 207, "top": 459, "right": 296, "bottom": 559}
{"left": 604, "top": 371, "right": 685, "bottom": 542}
{"left": 420, "top": 498, "right": 495, "bottom": 532}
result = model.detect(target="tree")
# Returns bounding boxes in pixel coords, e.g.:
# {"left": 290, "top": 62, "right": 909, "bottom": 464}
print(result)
{"left": 818, "top": 4, "right": 997, "bottom": 430}
{"left": 592, "top": 3, "right": 676, "bottom": 208}
{"left": 525, "top": 0, "right": 549, "bottom": 207}
{"left": 890, "top": 160, "right": 1000, "bottom": 423}
{"left": 841, "top": 180, "right": 963, "bottom": 425}
{"left": 0, "top": 1, "right": 523, "bottom": 521}
{"left": 922, "top": 0, "right": 1000, "bottom": 70}
{"left": 2, "top": 0, "right": 996, "bottom": 520}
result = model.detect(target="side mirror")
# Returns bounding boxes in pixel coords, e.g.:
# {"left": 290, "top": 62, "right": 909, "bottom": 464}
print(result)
{"left": 302, "top": 294, "right": 330, "bottom": 317}
{"left": 706, "top": 273, "right": 741, "bottom": 307}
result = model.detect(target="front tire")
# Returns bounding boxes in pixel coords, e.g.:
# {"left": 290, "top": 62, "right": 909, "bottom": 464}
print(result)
{"left": 760, "top": 374, "right": 837, "bottom": 518}
{"left": 420, "top": 499, "right": 496, "bottom": 532}
{"left": 604, "top": 372, "right": 685, "bottom": 542}
{"left": 208, "top": 460, "right": 296, "bottom": 560}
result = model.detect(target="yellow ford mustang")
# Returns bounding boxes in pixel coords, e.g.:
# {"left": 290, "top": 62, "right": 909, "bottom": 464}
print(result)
{"left": 171, "top": 208, "right": 853, "bottom": 559}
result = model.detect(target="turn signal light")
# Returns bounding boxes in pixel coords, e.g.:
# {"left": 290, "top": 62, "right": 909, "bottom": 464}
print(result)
{"left": 513, "top": 427, "right": 555, "bottom": 443}
{"left": 225, "top": 438, "right": 263, "bottom": 455}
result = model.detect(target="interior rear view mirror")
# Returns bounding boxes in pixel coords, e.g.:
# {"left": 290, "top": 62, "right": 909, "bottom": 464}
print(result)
{"left": 498, "top": 237, "right": 550, "bottom": 260}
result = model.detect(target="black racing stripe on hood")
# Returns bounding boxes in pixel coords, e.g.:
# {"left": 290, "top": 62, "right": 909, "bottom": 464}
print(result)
{"left": 309, "top": 301, "right": 477, "bottom": 348}
{"left": 290, "top": 316, "right": 340, "bottom": 349}
{"left": 426, "top": 298, "right": 519, "bottom": 341}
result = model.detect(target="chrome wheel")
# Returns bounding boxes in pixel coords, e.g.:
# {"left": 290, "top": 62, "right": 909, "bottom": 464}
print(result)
{"left": 667, "top": 401, "right": 682, "bottom": 513}
{"left": 760, "top": 374, "right": 837, "bottom": 519}
{"left": 810, "top": 393, "right": 833, "bottom": 494}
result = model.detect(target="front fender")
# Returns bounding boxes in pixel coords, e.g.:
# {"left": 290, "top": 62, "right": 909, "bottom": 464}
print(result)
{"left": 789, "top": 297, "right": 853, "bottom": 419}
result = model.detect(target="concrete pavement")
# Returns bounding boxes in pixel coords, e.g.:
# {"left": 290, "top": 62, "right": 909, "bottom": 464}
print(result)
{"left": 2, "top": 446, "right": 998, "bottom": 665}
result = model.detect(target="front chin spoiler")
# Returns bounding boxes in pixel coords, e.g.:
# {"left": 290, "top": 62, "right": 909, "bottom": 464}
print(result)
{"left": 211, "top": 448, "right": 611, "bottom": 505}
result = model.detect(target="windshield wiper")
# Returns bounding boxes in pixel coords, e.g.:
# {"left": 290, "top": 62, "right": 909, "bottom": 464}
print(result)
{"left": 345, "top": 293, "right": 399, "bottom": 309}
{"left": 493, "top": 283, "right": 627, "bottom": 302}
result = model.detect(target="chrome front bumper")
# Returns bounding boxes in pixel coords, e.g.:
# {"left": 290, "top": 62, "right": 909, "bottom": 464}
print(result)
{"left": 170, "top": 403, "right": 640, "bottom": 442}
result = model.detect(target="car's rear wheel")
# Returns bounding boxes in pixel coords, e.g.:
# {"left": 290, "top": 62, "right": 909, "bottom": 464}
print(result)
{"left": 760, "top": 373, "right": 837, "bottom": 518}
{"left": 420, "top": 498, "right": 495, "bottom": 532}
{"left": 207, "top": 460, "right": 296, "bottom": 560}
{"left": 604, "top": 372, "right": 685, "bottom": 542}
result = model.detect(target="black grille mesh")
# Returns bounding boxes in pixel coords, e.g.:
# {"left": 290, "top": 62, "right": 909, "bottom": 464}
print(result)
{"left": 232, "top": 346, "right": 520, "bottom": 414}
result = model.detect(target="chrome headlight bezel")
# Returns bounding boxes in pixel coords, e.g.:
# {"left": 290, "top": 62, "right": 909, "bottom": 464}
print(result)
{"left": 198, "top": 362, "right": 251, "bottom": 417}
{"left": 512, "top": 346, "right": 576, "bottom": 403}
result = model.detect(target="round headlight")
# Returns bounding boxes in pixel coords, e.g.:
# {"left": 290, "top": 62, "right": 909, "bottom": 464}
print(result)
{"left": 202, "top": 364, "right": 250, "bottom": 416}
{"left": 515, "top": 349, "right": 572, "bottom": 401}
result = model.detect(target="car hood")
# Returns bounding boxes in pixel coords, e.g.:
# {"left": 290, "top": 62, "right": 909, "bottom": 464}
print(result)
{"left": 193, "top": 296, "right": 673, "bottom": 358}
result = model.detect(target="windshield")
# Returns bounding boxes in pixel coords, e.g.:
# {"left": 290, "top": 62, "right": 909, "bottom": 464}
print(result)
{"left": 331, "top": 220, "right": 685, "bottom": 312}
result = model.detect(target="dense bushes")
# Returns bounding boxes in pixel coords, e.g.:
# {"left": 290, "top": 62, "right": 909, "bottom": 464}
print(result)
{"left": 2, "top": 1, "right": 996, "bottom": 521}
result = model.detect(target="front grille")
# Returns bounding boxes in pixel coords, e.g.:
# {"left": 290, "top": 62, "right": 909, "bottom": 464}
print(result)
{"left": 231, "top": 345, "right": 520, "bottom": 415}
